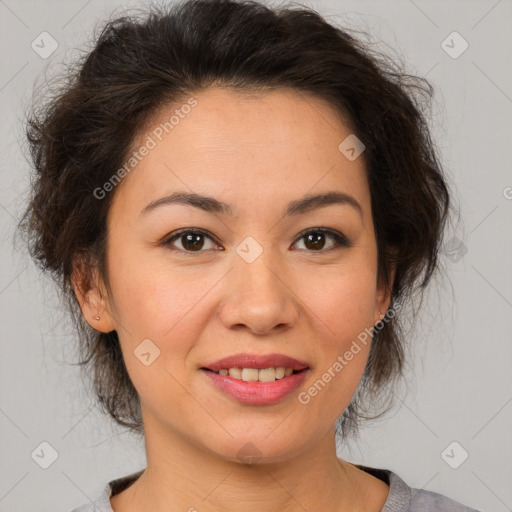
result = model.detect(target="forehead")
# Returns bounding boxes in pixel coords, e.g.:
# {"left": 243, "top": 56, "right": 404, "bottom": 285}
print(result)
{"left": 110, "top": 86, "right": 370, "bottom": 221}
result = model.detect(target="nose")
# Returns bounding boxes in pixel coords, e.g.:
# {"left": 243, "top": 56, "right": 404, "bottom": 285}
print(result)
{"left": 217, "top": 251, "right": 299, "bottom": 336}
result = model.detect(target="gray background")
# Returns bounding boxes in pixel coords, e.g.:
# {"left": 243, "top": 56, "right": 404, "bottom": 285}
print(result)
{"left": 1, "top": 0, "right": 511, "bottom": 510}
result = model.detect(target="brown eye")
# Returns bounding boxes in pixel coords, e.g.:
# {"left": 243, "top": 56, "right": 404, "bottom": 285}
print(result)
{"left": 293, "top": 228, "right": 351, "bottom": 252}
{"left": 162, "top": 227, "right": 350, "bottom": 256}
{"left": 163, "top": 229, "right": 219, "bottom": 253}
{"left": 304, "top": 232, "right": 328, "bottom": 251}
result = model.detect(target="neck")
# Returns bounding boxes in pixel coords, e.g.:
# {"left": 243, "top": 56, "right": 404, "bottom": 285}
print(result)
{"left": 110, "top": 413, "right": 386, "bottom": 512}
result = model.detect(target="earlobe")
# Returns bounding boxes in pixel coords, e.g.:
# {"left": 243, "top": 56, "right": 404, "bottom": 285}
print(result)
{"left": 374, "top": 263, "right": 396, "bottom": 325}
{"left": 71, "top": 261, "right": 116, "bottom": 332}
{"left": 82, "top": 283, "right": 116, "bottom": 333}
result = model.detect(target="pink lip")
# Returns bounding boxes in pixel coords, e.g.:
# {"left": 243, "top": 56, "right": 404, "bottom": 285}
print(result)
{"left": 201, "top": 352, "right": 310, "bottom": 372}
{"left": 201, "top": 368, "right": 310, "bottom": 405}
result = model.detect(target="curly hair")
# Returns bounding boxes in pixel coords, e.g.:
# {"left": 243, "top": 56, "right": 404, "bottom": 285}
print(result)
{"left": 19, "top": 0, "right": 450, "bottom": 440}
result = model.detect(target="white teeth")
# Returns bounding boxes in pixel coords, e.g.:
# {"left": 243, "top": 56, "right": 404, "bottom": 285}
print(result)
{"left": 215, "top": 367, "right": 297, "bottom": 382}
{"left": 228, "top": 368, "right": 242, "bottom": 379}
{"left": 258, "top": 368, "right": 276, "bottom": 382}
{"left": 241, "top": 368, "right": 259, "bottom": 382}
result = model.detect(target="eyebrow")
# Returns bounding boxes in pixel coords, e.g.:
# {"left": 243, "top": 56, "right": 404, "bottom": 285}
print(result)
{"left": 140, "top": 191, "right": 363, "bottom": 218}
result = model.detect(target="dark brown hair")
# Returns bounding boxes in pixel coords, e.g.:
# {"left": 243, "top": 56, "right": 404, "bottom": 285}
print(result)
{"left": 20, "top": 0, "right": 450, "bottom": 440}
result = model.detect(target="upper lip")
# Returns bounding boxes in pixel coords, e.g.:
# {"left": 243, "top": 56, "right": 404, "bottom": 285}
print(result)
{"left": 201, "top": 353, "right": 310, "bottom": 371}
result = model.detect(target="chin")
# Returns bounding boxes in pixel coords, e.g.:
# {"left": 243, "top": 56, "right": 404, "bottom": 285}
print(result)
{"left": 203, "top": 433, "right": 308, "bottom": 466}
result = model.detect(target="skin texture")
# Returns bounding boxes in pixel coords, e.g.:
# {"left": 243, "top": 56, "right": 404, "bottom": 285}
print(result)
{"left": 74, "top": 87, "right": 393, "bottom": 511}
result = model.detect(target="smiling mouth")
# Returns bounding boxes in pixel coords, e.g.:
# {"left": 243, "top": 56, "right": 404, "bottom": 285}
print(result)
{"left": 200, "top": 367, "right": 307, "bottom": 383}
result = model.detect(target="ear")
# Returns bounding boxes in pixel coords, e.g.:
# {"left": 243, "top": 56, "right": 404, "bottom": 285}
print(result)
{"left": 374, "top": 261, "right": 396, "bottom": 325}
{"left": 71, "top": 256, "right": 116, "bottom": 333}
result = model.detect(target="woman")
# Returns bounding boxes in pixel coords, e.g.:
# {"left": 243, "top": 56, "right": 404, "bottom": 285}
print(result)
{"left": 20, "top": 0, "right": 481, "bottom": 510}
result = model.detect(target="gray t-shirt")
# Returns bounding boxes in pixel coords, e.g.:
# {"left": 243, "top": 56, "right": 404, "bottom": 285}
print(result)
{"left": 69, "top": 465, "right": 481, "bottom": 512}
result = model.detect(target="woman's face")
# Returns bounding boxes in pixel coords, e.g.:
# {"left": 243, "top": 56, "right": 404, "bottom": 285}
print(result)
{"left": 91, "top": 87, "right": 391, "bottom": 462}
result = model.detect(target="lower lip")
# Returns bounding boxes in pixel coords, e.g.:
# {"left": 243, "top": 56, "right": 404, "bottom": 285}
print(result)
{"left": 201, "top": 369, "right": 310, "bottom": 405}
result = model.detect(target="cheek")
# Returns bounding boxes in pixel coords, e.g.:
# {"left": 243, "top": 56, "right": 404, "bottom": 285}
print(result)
{"left": 107, "top": 247, "right": 209, "bottom": 338}
{"left": 106, "top": 255, "right": 225, "bottom": 403}
{"left": 297, "top": 261, "right": 377, "bottom": 338}
{"left": 325, "top": 270, "right": 377, "bottom": 370}
{"left": 293, "top": 264, "right": 376, "bottom": 419}
{"left": 108, "top": 263, "right": 205, "bottom": 412}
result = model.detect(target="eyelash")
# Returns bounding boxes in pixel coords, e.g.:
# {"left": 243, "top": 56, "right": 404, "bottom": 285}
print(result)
{"left": 161, "top": 227, "right": 351, "bottom": 255}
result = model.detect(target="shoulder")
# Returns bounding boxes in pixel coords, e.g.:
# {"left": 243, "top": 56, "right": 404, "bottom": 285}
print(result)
{"left": 354, "top": 464, "right": 481, "bottom": 512}
{"left": 409, "top": 489, "right": 478, "bottom": 512}
{"left": 407, "top": 485, "right": 481, "bottom": 512}
{"left": 386, "top": 470, "right": 482, "bottom": 512}
{"left": 68, "top": 470, "right": 143, "bottom": 512}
